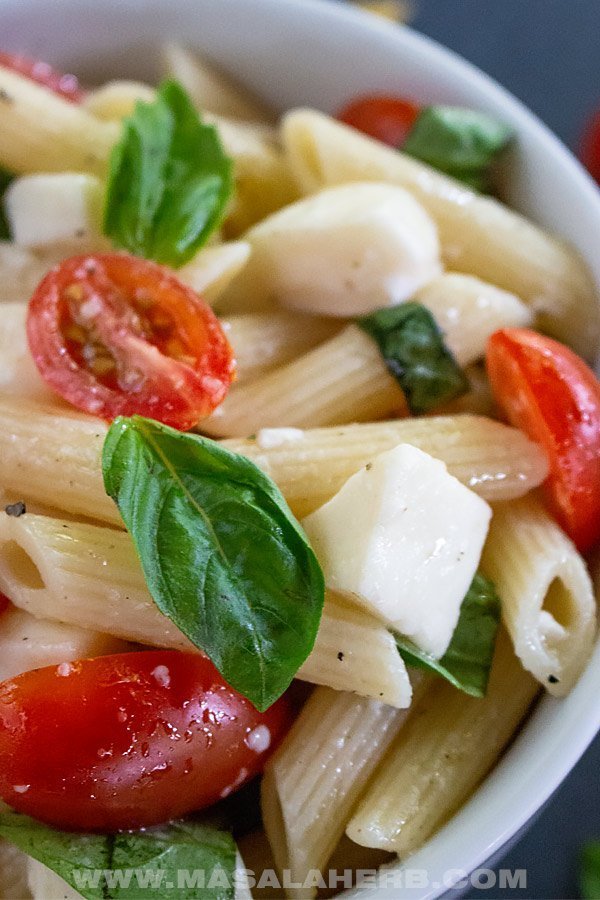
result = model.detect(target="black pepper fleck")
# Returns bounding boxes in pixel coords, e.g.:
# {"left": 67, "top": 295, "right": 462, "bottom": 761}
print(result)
{"left": 365, "top": 462, "right": 373, "bottom": 471}
{"left": 0, "top": 88, "right": 13, "bottom": 104}
{"left": 337, "top": 651, "right": 344, "bottom": 661}
{"left": 5, "top": 501, "right": 26, "bottom": 517}
{"left": 548, "top": 675, "right": 559, "bottom": 684}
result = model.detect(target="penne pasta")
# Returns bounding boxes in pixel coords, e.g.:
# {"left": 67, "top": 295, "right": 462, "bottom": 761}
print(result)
{"left": 0, "top": 397, "right": 549, "bottom": 522}
{"left": 221, "top": 312, "right": 341, "bottom": 383}
{"left": 481, "top": 495, "right": 596, "bottom": 696}
{"left": 83, "top": 80, "right": 157, "bottom": 120}
{"left": 282, "top": 109, "right": 599, "bottom": 358}
{"left": 0, "top": 67, "right": 119, "bottom": 177}
{"left": 0, "top": 302, "right": 54, "bottom": 402}
{"left": 177, "top": 240, "right": 252, "bottom": 305}
{"left": 0, "top": 512, "right": 411, "bottom": 706}
{"left": 345, "top": 629, "right": 539, "bottom": 857}
{"left": 0, "top": 839, "right": 31, "bottom": 900}
{"left": 161, "top": 42, "right": 275, "bottom": 124}
{"left": 0, "top": 242, "right": 53, "bottom": 303}
{"left": 261, "top": 682, "right": 423, "bottom": 896}
{"left": 0, "top": 605, "right": 131, "bottom": 683}
{"left": 203, "top": 273, "right": 531, "bottom": 436}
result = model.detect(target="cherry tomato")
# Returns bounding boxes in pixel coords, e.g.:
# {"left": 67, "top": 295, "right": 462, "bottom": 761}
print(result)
{"left": 337, "top": 94, "right": 419, "bottom": 147}
{"left": 487, "top": 328, "right": 600, "bottom": 552}
{"left": 580, "top": 109, "right": 600, "bottom": 185}
{"left": 0, "top": 650, "right": 293, "bottom": 831}
{"left": 27, "top": 254, "right": 235, "bottom": 430}
{"left": 0, "top": 52, "right": 83, "bottom": 102}
{"left": 0, "top": 594, "right": 8, "bottom": 615}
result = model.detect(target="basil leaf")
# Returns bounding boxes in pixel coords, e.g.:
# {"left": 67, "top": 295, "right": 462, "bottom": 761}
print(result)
{"left": 358, "top": 302, "right": 469, "bottom": 413}
{"left": 403, "top": 105, "right": 512, "bottom": 191}
{"left": 580, "top": 842, "right": 600, "bottom": 900}
{"left": 0, "top": 167, "right": 14, "bottom": 240}
{"left": 102, "top": 415, "right": 324, "bottom": 711}
{"left": 0, "top": 810, "right": 236, "bottom": 899}
{"left": 395, "top": 573, "right": 501, "bottom": 697}
{"left": 104, "top": 80, "right": 233, "bottom": 267}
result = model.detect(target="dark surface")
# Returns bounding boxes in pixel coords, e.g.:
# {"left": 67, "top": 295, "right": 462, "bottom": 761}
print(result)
{"left": 409, "top": 3, "right": 599, "bottom": 898}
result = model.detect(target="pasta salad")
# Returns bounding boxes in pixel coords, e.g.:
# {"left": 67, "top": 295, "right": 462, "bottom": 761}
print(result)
{"left": 0, "top": 42, "right": 598, "bottom": 900}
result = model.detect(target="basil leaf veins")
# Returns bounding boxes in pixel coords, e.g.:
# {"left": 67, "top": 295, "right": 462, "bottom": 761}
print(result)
{"left": 358, "top": 302, "right": 469, "bottom": 414}
{"left": 104, "top": 80, "right": 233, "bottom": 267}
{"left": 396, "top": 573, "right": 501, "bottom": 697}
{"left": 0, "top": 810, "right": 237, "bottom": 900}
{"left": 102, "top": 415, "right": 324, "bottom": 711}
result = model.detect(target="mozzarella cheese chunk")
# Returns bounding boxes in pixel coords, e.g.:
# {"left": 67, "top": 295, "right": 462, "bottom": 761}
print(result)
{"left": 246, "top": 182, "right": 441, "bottom": 316}
{"left": 303, "top": 443, "right": 491, "bottom": 658}
{"left": 5, "top": 173, "right": 104, "bottom": 247}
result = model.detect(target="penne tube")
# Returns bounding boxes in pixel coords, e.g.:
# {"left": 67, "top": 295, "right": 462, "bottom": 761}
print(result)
{"left": 161, "top": 42, "right": 275, "bottom": 123}
{"left": 83, "top": 80, "right": 157, "bottom": 120}
{"left": 0, "top": 67, "right": 119, "bottom": 177}
{"left": 0, "top": 397, "right": 549, "bottom": 522}
{"left": 177, "top": 240, "right": 252, "bottom": 305}
{"left": 0, "top": 605, "right": 131, "bottom": 683}
{"left": 345, "top": 629, "right": 539, "bottom": 857}
{"left": 0, "top": 512, "right": 411, "bottom": 706}
{"left": 0, "top": 839, "right": 31, "bottom": 900}
{"left": 221, "top": 312, "right": 341, "bottom": 383}
{"left": 282, "top": 109, "right": 599, "bottom": 359}
{"left": 261, "top": 682, "right": 424, "bottom": 896}
{"left": 202, "top": 276, "right": 531, "bottom": 436}
{"left": 481, "top": 495, "right": 596, "bottom": 696}
{"left": 0, "top": 241, "right": 53, "bottom": 303}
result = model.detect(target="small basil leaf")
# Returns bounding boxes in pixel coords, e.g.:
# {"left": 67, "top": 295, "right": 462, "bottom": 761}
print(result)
{"left": 395, "top": 573, "right": 501, "bottom": 697}
{"left": 0, "top": 167, "right": 15, "bottom": 239}
{"left": 580, "top": 841, "right": 600, "bottom": 900}
{"left": 102, "top": 415, "right": 324, "bottom": 711}
{"left": 104, "top": 80, "right": 233, "bottom": 267}
{"left": 403, "top": 105, "right": 512, "bottom": 191}
{"left": 0, "top": 811, "right": 236, "bottom": 900}
{"left": 358, "top": 302, "right": 469, "bottom": 414}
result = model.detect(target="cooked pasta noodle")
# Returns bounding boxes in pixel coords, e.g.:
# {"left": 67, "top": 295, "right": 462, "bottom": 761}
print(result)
{"left": 0, "top": 512, "right": 411, "bottom": 706}
{"left": 345, "top": 629, "right": 538, "bottom": 857}
{"left": 481, "top": 495, "right": 596, "bottom": 696}
{"left": 282, "top": 109, "right": 599, "bottom": 358}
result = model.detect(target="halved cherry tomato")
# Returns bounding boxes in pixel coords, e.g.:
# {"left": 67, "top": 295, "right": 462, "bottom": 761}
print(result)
{"left": 487, "top": 328, "right": 600, "bottom": 552}
{"left": 337, "top": 94, "right": 419, "bottom": 147}
{"left": 27, "top": 254, "right": 235, "bottom": 430}
{"left": 0, "top": 650, "right": 293, "bottom": 831}
{"left": 0, "top": 52, "right": 84, "bottom": 102}
{"left": 580, "top": 109, "right": 600, "bottom": 185}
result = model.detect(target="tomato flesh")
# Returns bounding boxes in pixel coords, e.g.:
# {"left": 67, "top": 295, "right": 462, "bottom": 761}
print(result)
{"left": 580, "top": 109, "right": 600, "bottom": 185}
{"left": 0, "top": 650, "right": 293, "bottom": 831}
{"left": 27, "top": 254, "right": 235, "bottom": 430}
{"left": 0, "top": 594, "right": 8, "bottom": 615}
{"left": 0, "top": 52, "right": 83, "bottom": 102}
{"left": 487, "top": 328, "right": 600, "bottom": 552}
{"left": 337, "top": 94, "right": 419, "bottom": 147}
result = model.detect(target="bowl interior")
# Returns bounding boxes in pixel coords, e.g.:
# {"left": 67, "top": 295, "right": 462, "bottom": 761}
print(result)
{"left": 2, "top": 1, "right": 600, "bottom": 897}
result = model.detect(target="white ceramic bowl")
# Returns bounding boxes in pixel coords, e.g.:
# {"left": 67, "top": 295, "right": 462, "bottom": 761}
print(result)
{"left": 3, "top": 1, "right": 600, "bottom": 897}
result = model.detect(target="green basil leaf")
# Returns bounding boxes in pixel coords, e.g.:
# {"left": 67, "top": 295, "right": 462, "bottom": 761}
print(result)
{"left": 403, "top": 105, "right": 512, "bottom": 191}
{"left": 102, "top": 415, "right": 324, "bottom": 711}
{"left": 0, "top": 810, "right": 236, "bottom": 899}
{"left": 0, "top": 167, "right": 15, "bottom": 240}
{"left": 358, "top": 302, "right": 469, "bottom": 414}
{"left": 104, "top": 80, "right": 233, "bottom": 267}
{"left": 580, "top": 841, "right": 600, "bottom": 900}
{"left": 395, "top": 573, "right": 501, "bottom": 697}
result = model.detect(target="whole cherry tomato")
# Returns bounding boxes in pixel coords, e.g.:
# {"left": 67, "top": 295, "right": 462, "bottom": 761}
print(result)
{"left": 0, "top": 650, "right": 293, "bottom": 831}
{"left": 487, "top": 328, "right": 600, "bottom": 552}
{"left": 27, "top": 253, "right": 235, "bottom": 430}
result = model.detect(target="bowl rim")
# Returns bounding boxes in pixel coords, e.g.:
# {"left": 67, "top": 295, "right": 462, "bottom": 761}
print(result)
{"left": 2, "top": 1, "right": 600, "bottom": 897}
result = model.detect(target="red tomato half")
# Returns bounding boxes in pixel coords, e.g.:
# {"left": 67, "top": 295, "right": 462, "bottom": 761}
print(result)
{"left": 487, "top": 328, "right": 600, "bottom": 552}
{"left": 0, "top": 650, "right": 293, "bottom": 831}
{"left": 27, "top": 254, "right": 235, "bottom": 430}
{"left": 580, "top": 109, "right": 600, "bottom": 185}
{"left": 0, "top": 52, "right": 84, "bottom": 102}
{"left": 337, "top": 94, "right": 419, "bottom": 147}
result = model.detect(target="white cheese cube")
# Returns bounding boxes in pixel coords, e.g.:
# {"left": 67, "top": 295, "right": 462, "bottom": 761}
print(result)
{"left": 246, "top": 182, "right": 441, "bottom": 316}
{"left": 303, "top": 443, "right": 491, "bottom": 658}
{"left": 5, "top": 173, "right": 104, "bottom": 247}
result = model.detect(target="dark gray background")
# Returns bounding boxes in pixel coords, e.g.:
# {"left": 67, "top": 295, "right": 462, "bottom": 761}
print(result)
{"left": 408, "top": 3, "right": 599, "bottom": 898}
